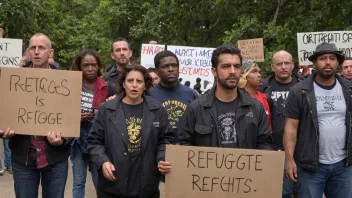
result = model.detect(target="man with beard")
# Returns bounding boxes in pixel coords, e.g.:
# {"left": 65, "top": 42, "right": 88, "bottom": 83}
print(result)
{"left": 179, "top": 45, "right": 272, "bottom": 150}
{"left": 284, "top": 42, "right": 352, "bottom": 197}
{"left": 150, "top": 50, "right": 198, "bottom": 143}
{"left": 103, "top": 37, "right": 132, "bottom": 86}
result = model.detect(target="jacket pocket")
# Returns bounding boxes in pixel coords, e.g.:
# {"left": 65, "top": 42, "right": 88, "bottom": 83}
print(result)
{"left": 194, "top": 124, "right": 212, "bottom": 135}
{"left": 194, "top": 124, "right": 213, "bottom": 146}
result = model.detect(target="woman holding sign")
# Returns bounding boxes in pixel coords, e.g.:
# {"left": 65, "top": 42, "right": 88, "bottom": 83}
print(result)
{"left": 88, "top": 64, "right": 174, "bottom": 198}
{"left": 69, "top": 50, "right": 117, "bottom": 198}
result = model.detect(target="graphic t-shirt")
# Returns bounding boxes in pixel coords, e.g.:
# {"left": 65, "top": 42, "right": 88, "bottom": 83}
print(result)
{"left": 215, "top": 97, "right": 239, "bottom": 148}
{"left": 150, "top": 83, "right": 198, "bottom": 143}
{"left": 81, "top": 84, "right": 94, "bottom": 113}
{"left": 122, "top": 101, "right": 144, "bottom": 196}
{"left": 314, "top": 80, "right": 347, "bottom": 164}
{"left": 269, "top": 78, "right": 297, "bottom": 112}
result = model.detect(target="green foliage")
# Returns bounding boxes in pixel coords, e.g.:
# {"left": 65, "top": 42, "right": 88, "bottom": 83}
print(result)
{"left": 1, "top": 0, "right": 352, "bottom": 74}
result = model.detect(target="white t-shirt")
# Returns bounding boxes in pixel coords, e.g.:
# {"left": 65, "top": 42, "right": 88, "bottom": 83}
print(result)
{"left": 314, "top": 79, "right": 347, "bottom": 164}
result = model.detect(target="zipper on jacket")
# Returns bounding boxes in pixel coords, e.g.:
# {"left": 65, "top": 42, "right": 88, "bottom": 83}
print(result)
{"left": 208, "top": 110, "right": 221, "bottom": 147}
{"left": 347, "top": 112, "right": 351, "bottom": 166}
{"left": 25, "top": 140, "right": 30, "bottom": 166}
{"left": 306, "top": 93, "right": 319, "bottom": 170}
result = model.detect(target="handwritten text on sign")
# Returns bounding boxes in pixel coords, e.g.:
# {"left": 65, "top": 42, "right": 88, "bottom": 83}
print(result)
{"left": 297, "top": 31, "right": 352, "bottom": 65}
{"left": 140, "top": 44, "right": 166, "bottom": 68}
{"left": 237, "top": 38, "right": 264, "bottom": 62}
{"left": 0, "top": 68, "right": 82, "bottom": 137}
{"left": 167, "top": 45, "right": 215, "bottom": 89}
{"left": 0, "top": 38, "right": 23, "bottom": 67}
{"left": 165, "top": 145, "right": 285, "bottom": 198}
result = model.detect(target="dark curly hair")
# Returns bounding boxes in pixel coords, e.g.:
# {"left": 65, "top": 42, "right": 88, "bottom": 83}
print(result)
{"left": 211, "top": 45, "right": 242, "bottom": 68}
{"left": 117, "top": 64, "right": 151, "bottom": 96}
{"left": 70, "top": 50, "right": 103, "bottom": 76}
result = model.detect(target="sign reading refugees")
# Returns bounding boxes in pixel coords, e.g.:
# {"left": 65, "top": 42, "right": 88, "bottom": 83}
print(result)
{"left": 297, "top": 31, "right": 352, "bottom": 65}
{"left": 165, "top": 145, "right": 285, "bottom": 198}
{"left": 140, "top": 44, "right": 166, "bottom": 68}
{"left": 0, "top": 67, "right": 82, "bottom": 137}
{"left": 0, "top": 38, "right": 23, "bottom": 67}
{"left": 237, "top": 38, "right": 264, "bottom": 62}
{"left": 167, "top": 45, "right": 215, "bottom": 90}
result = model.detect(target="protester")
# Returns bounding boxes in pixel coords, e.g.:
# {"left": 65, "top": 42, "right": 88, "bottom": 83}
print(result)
{"left": 88, "top": 64, "right": 174, "bottom": 197}
{"left": 0, "top": 139, "right": 12, "bottom": 175}
{"left": 147, "top": 67, "right": 160, "bottom": 87}
{"left": 184, "top": 81, "right": 190, "bottom": 87}
{"left": 0, "top": 33, "right": 71, "bottom": 198}
{"left": 258, "top": 50, "right": 301, "bottom": 198}
{"left": 150, "top": 50, "right": 198, "bottom": 143}
{"left": 69, "top": 50, "right": 116, "bottom": 198}
{"left": 103, "top": 37, "right": 132, "bottom": 85}
{"left": 284, "top": 42, "right": 352, "bottom": 197}
{"left": 193, "top": 77, "right": 202, "bottom": 94}
{"left": 179, "top": 45, "right": 273, "bottom": 150}
{"left": 341, "top": 57, "right": 352, "bottom": 80}
{"left": 239, "top": 60, "right": 271, "bottom": 129}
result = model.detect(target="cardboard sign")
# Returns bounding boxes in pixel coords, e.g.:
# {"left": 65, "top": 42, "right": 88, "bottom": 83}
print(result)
{"left": 165, "top": 145, "right": 285, "bottom": 198}
{"left": 167, "top": 45, "right": 215, "bottom": 90}
{"left": 140, "top": 44, "right": 166, "bottom": 68}
{"left": 0, "top": 67, "right": 82, "bottom": 137}
{"left": 237, "top": 38, "right": 264, "bottom": 62}
{"left": 297, "top": 31, "right": 352, "bottom": 65}
{"left": 0, "top": 38, "right": 23, "bottom": 67}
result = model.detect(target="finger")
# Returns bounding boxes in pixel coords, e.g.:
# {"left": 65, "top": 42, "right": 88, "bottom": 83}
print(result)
{"left": 293, "top": 166, "right": 298, "bottom": 182}
{"left": 56, "top": 132, "right": 62, "bottom": 139}
{"left": 110, "top": 164, "right": 116, "bottom": 172}
{"left": 106, "top": 166, "right": 115, "bottom": 180}
{"left": 103, "top": 170, "right": 114, "bottom": 181}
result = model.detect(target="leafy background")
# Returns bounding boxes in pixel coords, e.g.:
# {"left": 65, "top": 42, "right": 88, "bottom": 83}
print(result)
{"left": 1, "top": 0, "right": 352, "bottom": 75}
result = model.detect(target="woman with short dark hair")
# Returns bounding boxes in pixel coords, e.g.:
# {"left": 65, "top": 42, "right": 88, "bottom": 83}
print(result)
{"left": 88, "top": 64, "right": 174, "bottom": 198}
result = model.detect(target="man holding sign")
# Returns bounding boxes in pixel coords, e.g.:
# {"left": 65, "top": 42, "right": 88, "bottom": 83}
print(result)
{"left": 179, "top": 45, "right": 273, "bottom": 149}
{"left": 0, "top": 33, "right": 71, "bottom": 198}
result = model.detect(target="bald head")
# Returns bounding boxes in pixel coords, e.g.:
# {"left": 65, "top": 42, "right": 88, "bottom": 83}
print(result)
{"left": 29, "top": 33, "right": 52, "bottom": 49}
{"left": 271, "top": 50, "right": 294, "bottom": 83}
{"left": 272, "top": 50, "right": 293, "bottom": 62}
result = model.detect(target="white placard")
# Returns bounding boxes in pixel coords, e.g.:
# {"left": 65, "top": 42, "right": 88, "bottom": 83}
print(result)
{"left": 167, "top": 45, "right": 215, "bottom": 90}
{"left": 0, "top": 38, "right": 23, "bottom": 67}
{"left": 297, "top": 31, "right": 352, "bottom": 65}
{"left": 140, "top": 44, "right": 166, "bottom": 68}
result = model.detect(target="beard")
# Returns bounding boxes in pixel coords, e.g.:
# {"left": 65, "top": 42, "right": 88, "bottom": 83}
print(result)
{"left": 217, "top": 75, "right": 239, "bottom": 90}
{"left": 316, "top": 66, "right": 336, "bottom": 79}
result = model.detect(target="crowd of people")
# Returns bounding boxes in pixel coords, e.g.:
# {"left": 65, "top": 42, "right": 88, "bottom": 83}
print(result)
{"left": 0, "top": 32, "right": 352, "bottom": 198}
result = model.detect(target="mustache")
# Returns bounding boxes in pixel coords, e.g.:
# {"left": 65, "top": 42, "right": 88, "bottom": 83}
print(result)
{"left": 225, "top": 75, "right": 239, "bottom": 81}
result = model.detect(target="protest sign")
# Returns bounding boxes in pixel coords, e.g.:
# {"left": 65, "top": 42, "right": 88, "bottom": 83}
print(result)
{"left": 140, "top": 44, "right": 166, "bottom": 68}
{"left": 167, "top": 45, "right": 215, "bottom": 90}
{"left": 0, "top": 38, "right": 23, "bottom": 67}
{"left": 237, "top": 38, "right": 264, "bottom": 62}
{"left": 297, "top": 31, "right": 352, "bottom": 65}
{"left": 0, "top": 67, "right": 82, "bottom": 137}
{"left": 165, "top": 145, "right": 285, "bottom": 198}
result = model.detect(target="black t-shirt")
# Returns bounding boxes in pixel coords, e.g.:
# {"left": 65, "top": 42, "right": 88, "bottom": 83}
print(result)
{"left": 269, "top": 78, "right": 297, "bottom": 113}
{"left": 215, "top": 97, "right": 239, "bottom": 148}
{"left": 122, "top": 101, "right": 144, "bottom": 196}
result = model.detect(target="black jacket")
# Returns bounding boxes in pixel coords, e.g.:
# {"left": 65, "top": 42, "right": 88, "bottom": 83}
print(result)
{"left": 8, "top": 64, "right": 71, "bottom": 166}
{"left": 258, "top": 73, "right": 303, "bottom": 150}
{"left": 179, "top": 86, "right": 273, "bottom": 150}
{"left": 102, "top": 64, "right": 119, "bottom": 87}
{"left": 87, "top": 95, "right": 174, "bottom": 197}
{"left": 284, "top": 74, "right": 352, "bottom": 171}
